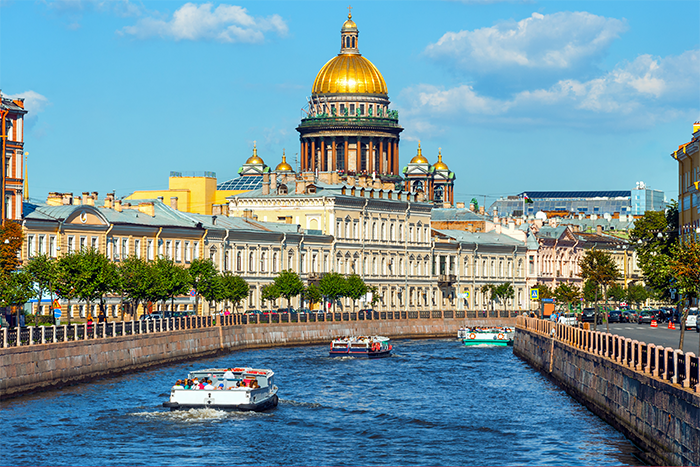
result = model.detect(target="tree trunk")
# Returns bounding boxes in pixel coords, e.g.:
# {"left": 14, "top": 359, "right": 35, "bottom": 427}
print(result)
{"left": 593, "top": 288, "right": 599, "bottom": 332}
{"left": 604, "top": 286, "right": 610, "bottom": 334}
{"left": 67, "top": 299, "right": 72, "bottom": 326}
{"left": 679, "top": 304, "right": 688, "bottom": 351}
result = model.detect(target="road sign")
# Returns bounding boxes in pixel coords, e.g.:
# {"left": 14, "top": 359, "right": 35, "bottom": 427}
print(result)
{"left": 531, "top": 289, "right": 539, "bottom": 300}
{"left": 52, "top": 299, "right": 60, "bottom": 309}
{"left": 190, "top": 289, "right": 197, "bottom": 297}
{"left": 542, "top": 298, "right": 555, "bottom": 303}
{"left": 53, "top": 308, "right": 62, "bottom": 318}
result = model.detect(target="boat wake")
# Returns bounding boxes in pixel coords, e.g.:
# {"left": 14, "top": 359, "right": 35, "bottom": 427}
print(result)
{"left": 130, "top": 408, "right": 273, "bottom": 422}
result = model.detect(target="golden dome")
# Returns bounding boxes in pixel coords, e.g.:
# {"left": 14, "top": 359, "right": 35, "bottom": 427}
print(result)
{"left": 410, "top": 141, "right": 429, "bottom": 164}
{"left": 312, "top": 54, "right": 387, "bottom": 95}
{"left": 275, "top": 150, "right": 293, "bottom": 172}
{"left": 342, "top": 18, "right": 357, "bottom": 31}
{"left": 246, "top": 141, "right": 264, "bottom": 165}
{"left": 433, "top": 149, "right": 449, "bottom": 171}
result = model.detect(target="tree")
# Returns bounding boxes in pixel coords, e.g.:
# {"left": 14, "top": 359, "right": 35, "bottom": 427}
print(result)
{"left": 55, "top": 252, "right": 81, "bottom": 325}
{"left": 119, "top": 256, "right": 155, "bottom": 320}
{"left": 344, "top": 274, "right": 367, "bottom": 312}
{"left": 0, "top": 222, "right": 22, "bottom": 277}
{"left": 188, "top": 258, "right": 218, "bottom": 315}
{"left": 607, "top": 283, "right": 626, "bottom": 304}
{"left": 493, "top": 283, "right": 515, "bottom": 309}
{"left": 367, "top": 285, "right": 381, "bottom": 309}
{"left": 260, "top": 283, "right": 280, "bottom": 310}
{"left": 71, "top": 249, "right": 118, "bottom": 322}
{"left": 0, "top": 270, "right": 34, "bottom": 327}
{"left": 670, "top": 238, "right": 700, "bottom": 353}
{"left": 154, "top": 257, "right": 190, "bottom": 314}
{"left": 273, "top": 269, "right": 304, "bottom": 310}
{"left": 625, "top": 284, "right": 649, "bottom": 308}
{"left": 582, "top": 280, "right": 600, "bottom": 304}
{"left": 25, "top": 254, "right": 58, "bottom": 326}
{"left": 304, "top": 283, "right": 322, "bottom": 309}
{"left": 630, "top": 203, "right": 678, "bottom": 301}
{"left": 221, "top": 272, "right": 249, "bottom": 312}
{"left": 199, "top": 273, "right": 224, "bottom": 313}
{"left": 554, "top": 282, "right": 581, "bottom": 309}
{"left": 579, "top": 249, "right": 620, "bottom": 332}
{"left": 532, "top": 283, "right": 555, "bottom": 300}
{"left": 319, "top": 272, "right": 346, "bottom": 312}
{"left": 480, "top": 284, "right": 495, "bottom": 310}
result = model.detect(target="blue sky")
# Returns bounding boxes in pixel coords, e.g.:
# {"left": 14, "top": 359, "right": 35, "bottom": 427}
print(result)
{"left": 2, "top": 0, "right": 698, "bottom": 208}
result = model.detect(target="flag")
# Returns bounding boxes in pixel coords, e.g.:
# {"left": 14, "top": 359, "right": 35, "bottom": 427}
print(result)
{"left": 523, "top": 193, "right": 534, "bottom": 204}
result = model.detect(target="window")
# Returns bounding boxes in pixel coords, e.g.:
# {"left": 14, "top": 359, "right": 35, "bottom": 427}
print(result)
{"left": 49, "top": 236, "right": 56, "bottom": 258}
{"left": 528, "top": 255, "right": 534, "bottom": 274}
{"left": 175, "top": 241, "right": 181, "bottom": 262}
{"left": 38, "top": 235, "right": 45, "bottom": 255}
{"left": 121, "top": 238, "right": 128, "bottom": 259}
{"left": 193, "top": 242, "right": 199, "bottom": 259}
{"left": 337, "top": 221, "right": 342, "bottom": 238}
{"left": 185, "top": 241, "right": 190, "bottom": 262}
{"left": 27, "top": 235, "right": 35, "bottom": 257}
{"left": 390, "top": 224, "right": 395, "bottom": 241}
{"left": 350, "top": 104, "right": 355, "bottom": 115}
{"left": 68, "top": 236, "right": 75, "bottom": 254}
{"left": 237, "top": 251, "right": 242, "bottom": 271}
{"left": 147, "top": 240, "right": 154, "bottom": 260}
{"left": 91, "top": 237, "right": 98, "bottom": 250}
{"left": 80, "top": 236, "right": 87, "bottom": 251}
{"left": 249, "top": 252, "right": 255, "bottom": 272}
{"left": 261, "top": 252, "right": 267, "bottom": 272}
{"left": 135, "top": 239, "right": 141, "bottom": 259}
{"left": 273, "top": 252, "right": 278, "bottom": 273}
{"left": 360, "top": 104, "right": 365, "bottom": 115}
{"left": 166, "top": 241, "right": 172, "bottom": 259}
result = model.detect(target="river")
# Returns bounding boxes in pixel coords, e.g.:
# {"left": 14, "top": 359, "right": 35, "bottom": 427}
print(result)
{"left": 1, "top": 338, "right": 644, "bottom": 466}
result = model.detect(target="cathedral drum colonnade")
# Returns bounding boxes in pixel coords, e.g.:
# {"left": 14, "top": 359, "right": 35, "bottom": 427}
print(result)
{"left": 297, "top": 11, "right": 402, "bottom": 180}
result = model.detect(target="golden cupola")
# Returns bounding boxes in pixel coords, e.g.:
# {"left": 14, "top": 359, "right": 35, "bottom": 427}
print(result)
{"left": 246, "top": 141, "right": 264, "bottom": 165}
{"left": 410, "top": 141, "right": 429, "bottom": 164}
{"left": 311, "top": 11, "right": 388, "bottom": 95}
{"left": 433, "top": 149, "right": 449, "bottom": 171}
{"left": 275, "top": 150, "right": 294, "bottom": 172}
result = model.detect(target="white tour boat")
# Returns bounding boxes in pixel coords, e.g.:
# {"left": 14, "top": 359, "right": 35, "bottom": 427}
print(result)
{"left": 163, "top": 367, "right": 279, "bottom": 411}
{"left": 458, "top": 327, "right": 514, "bottom": 346}
{"left": 329, "top": 336, "right": 392, "bottom": 358}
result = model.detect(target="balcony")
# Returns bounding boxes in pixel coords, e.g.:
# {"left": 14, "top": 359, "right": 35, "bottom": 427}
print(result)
{"left": 437, "top": 274, "right": 457, "bottom": 286}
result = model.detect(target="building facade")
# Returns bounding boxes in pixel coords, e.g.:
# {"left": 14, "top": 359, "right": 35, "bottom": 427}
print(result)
{"left": 671, "top": 122, "right": 700, "bottom": 239}
{"left": 1, "top": 91, "right": 27, "bottom": 222}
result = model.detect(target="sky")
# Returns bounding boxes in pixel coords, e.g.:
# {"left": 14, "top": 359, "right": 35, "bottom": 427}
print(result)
{"left": 2, "top": 0, "right": 699, "bottom": 209}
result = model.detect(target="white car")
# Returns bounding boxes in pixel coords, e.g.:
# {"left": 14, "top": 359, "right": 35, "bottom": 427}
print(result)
{"left": 558, "top": 312, "right": 578, "bottom": 326}
{"left": 685, "top": 308, "right": 698, "bottom": 330}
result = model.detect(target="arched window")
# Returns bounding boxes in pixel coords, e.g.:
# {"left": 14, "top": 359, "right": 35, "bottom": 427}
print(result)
{"left": 373, "top": 257, "right": 377, "bottom": 275}
{"left": 237, "top": 251, "right": 242, "bottom": 271}
{"left": 499, "top": 261, "right": 503, "bottom": 277}
{"left": 372, "top": 222, "right": 377, "bottom": 240}
{"left": 288, "top": 252, "right": 294, "bottom": 270}
{"left": 249, "top": 252, "right": 255, "bottom": 272}
{"left": 518, "top": 259, "right": 523, "bottom": 277}
{"left": 381, "top": 222, "right": 386, "bottom": 241}
{"left": 273, "top": 252, "right": 278, "bottom": 273}
{"left": 261, "top": 252, "right": 267, "bottom": 272}
{"left": 351, "top": 36, "right": 355, "bottom": 48}
{"left": 390, "top": 224, "right": 395, "bottom": 241}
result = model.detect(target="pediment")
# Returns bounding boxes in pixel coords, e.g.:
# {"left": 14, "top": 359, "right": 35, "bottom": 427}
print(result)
{"left": 65, "top": 207, "right": 109, "bottom": 226}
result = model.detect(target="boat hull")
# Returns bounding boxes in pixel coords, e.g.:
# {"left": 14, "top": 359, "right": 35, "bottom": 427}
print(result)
{"left": 163, "top": 393, "right": 278, "bottom": 412}
{"left": 461, "top": 331, "right": 513, "bottom": 346}
{"left": 329, "top": 349, "right": 392, "bottom": 358}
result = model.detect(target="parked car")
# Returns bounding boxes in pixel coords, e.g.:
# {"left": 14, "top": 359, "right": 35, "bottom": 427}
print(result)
{"left": 580, "top": 308, "right": 602, "bottom": 324}
{"left": 557, "top": 312, "right": 578, "bottom": 326}
{"left": 172, "top": 311, "right": 195, "bottom": 318}
{"left": 684, "top": 308, "right": 698, "bottom": 330}
{"left": 297, "top": 308, "right": 310, "bottom": 314}
{"left": 139, "top": 313, "right": 163, "bottom": 320}
{"left": 276, "top": 307, "right": 295, "bottom": 314}
{"left": 607, "top": 310, "right": 622, "bottom": 323}
{"left": 620, "top": 310, "right": 633, "bottom": 323}
{"left": 637, "top": 310, "right": 655, "bottom": 325}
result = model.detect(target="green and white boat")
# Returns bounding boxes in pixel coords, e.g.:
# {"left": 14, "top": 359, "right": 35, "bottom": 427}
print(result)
{"left": 458, "top": 327, "right": 514, "bottom": 346}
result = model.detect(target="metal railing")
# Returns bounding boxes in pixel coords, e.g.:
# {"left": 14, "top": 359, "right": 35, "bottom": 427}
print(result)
{"left": 517, "top": 316, "right": 700, "bottom": 393}
{"left": 1, "top": 310, "right": 517, "bottom": 348}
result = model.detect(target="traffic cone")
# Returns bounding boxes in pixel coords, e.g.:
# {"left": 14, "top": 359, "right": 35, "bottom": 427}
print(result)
{"left": 668, "top": 321, "right": 676, "bottom": 330}
{"left": 650, "top": 320, "right": 658, "bottom": 327}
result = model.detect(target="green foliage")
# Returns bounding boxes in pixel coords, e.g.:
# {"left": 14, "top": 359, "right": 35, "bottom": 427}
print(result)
{"left": 273, "top": 270, "right": 304, "bottom": 307}
{"left": 319, "top": 272, "right": 346, "bottom": 302}
{"left": 119, "top": 256, "right": 155, "bottom": 317}
{"left": 532, "top": 283, "right": 554, "bottom": 300}
{"left": 198, "top": 273, "right": 224, "bottom": 304}
{"left": 0, "top": 222, "right": 23, "bottom": 277}
{"left": 344, "top": 274, "right": 367, "bottom": 311}
{"left": 625, "top": 283, "right": 650, "bottom": 306}
{"left": 71, "top": 248, "right": 119, "bottom": 319}
{"left": 367, "top": 285, "right": 381, "bottom": 307}
{"left": 670, "top": 236, "right": 700, "bottom": 351}
{"left": 188, "top": 258, "right": 218, "bottom": 311}
{"left": 493, "top": 283, "right": 514, "bottom": 304}
{"left": 55, "top": 251, "right": 81, "bottom": 325}
{"left": 154, "top": 257, "right": 190, "bottom": 307}
{"left": 630, "top": 204, "right": 678, "bottom": 301}
{"left": 554, "top": 282, "right": 581, "bottom": 306}
{"left": 25, "top": 254, "right": 58, "bottom": 325}
{"left": 304, "top": 283, "right": 322, "bottom": 306}
{"left": 579, "top": 249, "right": 620, "bottom": 292}
{"left": 260, "top": 283, "right": 280, "bottom": 308}
{"left": 220, "top": 272, "right": 249, "bottom": 309}
{"left": 607, "top": 283, "right": 626, "bottom": 302}
{"left": 0, "top": 270, "right": 34, "bottom": 307}
{"left": 583, "top": 280, "right": 600, "bottom": 303}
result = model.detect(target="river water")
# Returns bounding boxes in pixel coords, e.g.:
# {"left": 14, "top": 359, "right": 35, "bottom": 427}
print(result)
{"left": 2, "top": 338, "right": 644, "bottom": 466}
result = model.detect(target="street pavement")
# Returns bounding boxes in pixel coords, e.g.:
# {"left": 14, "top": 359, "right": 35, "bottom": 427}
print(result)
{"left": 587, "top": 322, "right": 700, "bottom": 354}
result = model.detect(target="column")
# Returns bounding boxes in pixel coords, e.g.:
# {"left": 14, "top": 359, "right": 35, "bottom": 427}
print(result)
{"left": 378, "top": 139, "right": 384, "bottom": 175}
{"left": 393, "top": 140, "right": 399, "bottom": 175}
{"left": 321, "top": 139, "right": 326, "bottom": 172}
{"left": 332, "top": 139, "right": 337, "bottom": 172}
{"left": 311, "top": 139, "right": 316, "bottom": 173}
{"left": 387, "top": 140, "right": 392, "bottom": 175}
{"left": 301, "top": 139, "right": 307, "bottom": 172}
{"left": 356, "top": 136, "right": 362, "bottom": 173}
{"left": 344, "top": 138, "right": 349, "bottom": 174}
{"left": 368, "top": 138, "right": 374, "bottom": 174}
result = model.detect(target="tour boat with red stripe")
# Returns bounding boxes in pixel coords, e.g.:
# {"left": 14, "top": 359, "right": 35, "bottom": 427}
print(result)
{"left": 458, "top": 327, "right": 514, "bottom": 346}
{"left": 329, "top": 336, "right": 392, "bottom": 358}
{"left": 163, "top": 367, "right": 278, "bottom": 411}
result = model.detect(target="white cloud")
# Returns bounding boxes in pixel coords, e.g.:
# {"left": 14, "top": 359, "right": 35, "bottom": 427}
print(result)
{"left": 120, "top": 3, "right": 288, "bottom": 43}
{"left": 399, "top": 49, "right": 700, "bottom": 132}
{"left": 5, "top": 91, "right": 50, "bottom": 131}
{"left": 425, "top": 11, "right": 627, "bottom": 74}
{"left": 46, "top": 0, "right": 142, "bottom": 18}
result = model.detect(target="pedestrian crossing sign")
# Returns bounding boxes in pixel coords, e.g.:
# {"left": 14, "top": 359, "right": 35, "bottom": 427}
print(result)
{"left": 531, "top": 289, "right": 539, "bottom": 300}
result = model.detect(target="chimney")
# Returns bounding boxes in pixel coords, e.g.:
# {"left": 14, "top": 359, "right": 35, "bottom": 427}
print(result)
{"left": 243, "top": 209, "right": 254, "bottom": 219}
{"left": 157, "top": 196, "right": 164, "bottom": 203}
{"left": 114, "top": 200, "right": 122, "bottom": 212}
{"left": 270, "top": 172, "right": 277, "bottom": 192}
{"left": 469, "top": 202, "right": 475, "bottom": 212}
{"left": 137, "top": 201, "right": 155, "bottom": 217}
{"left": 212, "top": 204, "right": 222, "bottom": 216}
{"left": 694, "top": 121, "right": 700, "bottom": 134}
{"left": 296, "top": 180, "right": 305, "bottom": 194}
{"left": 479, "top": 206, "right": 485, "bottom": 215}
{"left": 262, "top": 172, "right": 270, "bottom": 195}
{"left": 212, "top": 215, "right": 217, "bottom": 226}
{"left": 596, "top": 224, "right": 603, "bottom": 235}
{"left": 170, "top": 196, "right": 178, "bottom": 210}
{"left": 74, "top": 196, "right": 82, "bottom": 206}
{"left": 46, "top": 192, "right": 62, "bottom": 206}
{"left": 456, "top": 202, "right": 465, "bottom": 209}
{"left": 221, "top": 204, "right": 229, "bottom": 216}
{"left": 443, "top": 202, "right": 451, "bottom": 209}
{"left": 104, "top": 194, "right": 113, "bottom": 209}
{"left": 92, "top": 191, "right": 98, "bottom": 199}
{"left": 62, "top": 193, "right": 73, "bottom": 205}
{"left": 85, "top": 193, "right": 95, "bottom": 206}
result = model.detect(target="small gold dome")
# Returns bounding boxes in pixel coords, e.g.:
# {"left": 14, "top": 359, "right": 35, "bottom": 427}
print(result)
{"left": 342, "top": 9, "right": 357, "bottom": 31}
{"left": 246, "top": 141, "right": 264, "bottom": 165}
{"left": 410, "top": 141, "right": 429, "bottom": 164}
{"left": 275, "top": 150, "right": 293, "bottom": 172}
{"left": 312, "top": 54, "right": 387, "bottom": 95}
{"left": 433, "top": 149, "right": 449, "bottom": 171}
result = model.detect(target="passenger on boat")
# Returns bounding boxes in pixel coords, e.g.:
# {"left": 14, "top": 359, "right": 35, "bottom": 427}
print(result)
{"left": 223, "top": 369, "right": 235, "bottom": 379}
{"left": 204, "top": 380, "right": 215, "bottom": 390}
{"left": 172, "top": 380, "right": 184, "bottom": 389}
{"left": 216, "top": 383, "right": 224, "bottom": 390}
{"left": 250, "top": 379, "right": 260, "bottom": 389}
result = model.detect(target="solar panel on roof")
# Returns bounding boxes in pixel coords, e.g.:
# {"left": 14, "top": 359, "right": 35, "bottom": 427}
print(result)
{"left": 217, "top": 176, "right": 263, "bottom": 191}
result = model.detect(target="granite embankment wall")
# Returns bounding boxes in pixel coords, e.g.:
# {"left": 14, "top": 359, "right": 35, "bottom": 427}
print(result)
{"left": 514, "top": 318, "right": 700, "bottom": 466}
{"left": 0, "top": 317, "right": 512, "bottom": 399}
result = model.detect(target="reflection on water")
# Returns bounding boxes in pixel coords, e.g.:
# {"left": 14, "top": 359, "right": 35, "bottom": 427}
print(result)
{"left": 1, "top": 339, "right": 644, "bottom": 466}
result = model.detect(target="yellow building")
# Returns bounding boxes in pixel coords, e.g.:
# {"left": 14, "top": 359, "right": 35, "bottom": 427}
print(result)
{"left": 671, "top": 122, "right": 700, "bottom": 239}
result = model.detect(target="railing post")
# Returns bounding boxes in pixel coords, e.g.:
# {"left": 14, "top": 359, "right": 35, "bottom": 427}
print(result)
{"left": 2, "top": 327, "right": 7, "bottom": 347}
{"left": 630, "top": 340, "right": 638, "bottom": 369}
{"left": 84, "top": 323, "right": 88, "bottom": 340}
{"left": 41, "top": 326, "right": 46, "bottom": 345}
{"left": 646, "top": 344, "right": 653, "bottom": 375}
{"left": 28, "top": 326, "right": 34, "bottom": 346}
{"left": 662, "top": 347, "right": 670, "bottom": 380}
{"left": 682, "top": 352, "right": 694, "bottom": 389}
{"left": 52, "top": 325, "right": 57, "bottom": 343}
{"left": 672, "top": 349, "right": 681, "bottom": 384}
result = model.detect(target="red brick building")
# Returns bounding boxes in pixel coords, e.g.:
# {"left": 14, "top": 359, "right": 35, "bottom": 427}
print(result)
{"left": 1, "top": 91, "right": 27, "bottom": 222}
